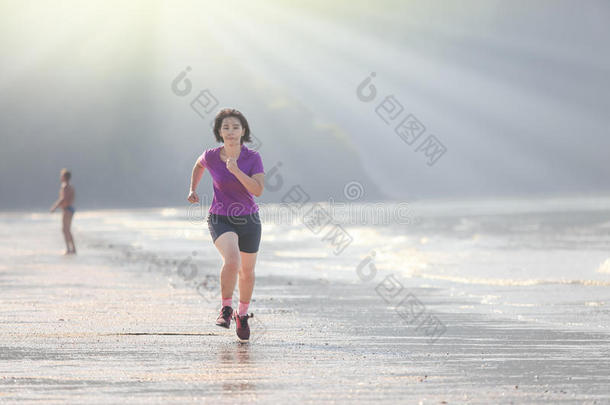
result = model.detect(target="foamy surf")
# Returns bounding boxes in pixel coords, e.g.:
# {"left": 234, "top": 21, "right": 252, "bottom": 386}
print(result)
{"left": 406, "top": 272, "right": 610, "bottom": 287}
{"left": 597, "top": 258, "right": 610, "bottom": 274}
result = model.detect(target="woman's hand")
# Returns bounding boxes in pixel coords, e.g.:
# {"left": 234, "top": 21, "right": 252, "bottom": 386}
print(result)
{"left": 226, "top": 157, "right": 241, "bottom": 175}
{"left": 187, "top": 190, "right": 200, "bottom": 203}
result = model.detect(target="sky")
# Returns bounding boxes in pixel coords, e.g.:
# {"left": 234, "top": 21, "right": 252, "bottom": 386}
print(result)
{"left": 1, "top": 0, "right": 609, "bottom": 210}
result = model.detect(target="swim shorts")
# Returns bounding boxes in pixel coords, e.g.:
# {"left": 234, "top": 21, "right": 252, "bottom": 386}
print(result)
{"left": 207, "top": 211, "right": 262, "bottom": 253}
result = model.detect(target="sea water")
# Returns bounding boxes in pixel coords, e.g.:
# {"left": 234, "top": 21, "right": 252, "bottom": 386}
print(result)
{"left": 2, "top": 195, "right": 609, "bottom": 335}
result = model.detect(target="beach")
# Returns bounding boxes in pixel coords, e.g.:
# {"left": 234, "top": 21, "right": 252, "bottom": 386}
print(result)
{"left": 1, "top": 197, "right": 609, "bottom": 403}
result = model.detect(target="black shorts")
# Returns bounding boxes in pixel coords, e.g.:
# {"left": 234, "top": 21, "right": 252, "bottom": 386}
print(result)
{"left": 207, "top": 211, "right": 262, "bottom": 253}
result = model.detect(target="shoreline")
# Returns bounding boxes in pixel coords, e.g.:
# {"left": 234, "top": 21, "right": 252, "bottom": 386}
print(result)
{"left": 1, "top": 233, "right": 609, "bottom": 403}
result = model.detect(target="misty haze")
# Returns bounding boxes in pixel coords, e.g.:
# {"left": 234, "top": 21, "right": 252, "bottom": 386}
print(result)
{"left": 1, "top": 1, "right": 609, "bottom": 403}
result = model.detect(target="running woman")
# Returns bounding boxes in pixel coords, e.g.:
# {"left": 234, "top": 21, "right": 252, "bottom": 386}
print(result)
{"left": 188, "top": 108, "right": 265, "bottom": 342}
{"left": 50, "top": 168, "right": 76, "bottom": 255}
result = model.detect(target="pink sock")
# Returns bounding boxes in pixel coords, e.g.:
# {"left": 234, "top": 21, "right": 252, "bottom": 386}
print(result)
{"left": 238, "top": 301, "right": 250, "bottom": 316}
{"left": 222, "top": 297, "right": 232, "bottom": 307}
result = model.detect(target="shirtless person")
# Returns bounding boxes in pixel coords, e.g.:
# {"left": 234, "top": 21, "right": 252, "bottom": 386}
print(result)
{"left": 50, "top": 168, "right": 76, "bottom": 255}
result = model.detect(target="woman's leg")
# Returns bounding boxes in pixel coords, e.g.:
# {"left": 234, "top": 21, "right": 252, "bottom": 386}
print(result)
{"left": 213, "top": 231, "right": 241, "bottom": 303}
{"left": 236, "top": 212, "right": 261, "bottom": 316}
{"left": 238, "top": 251, "right": 257, "bottom": 308}
{"left": 234, "top": 251, "right": 258, "bottom": 341}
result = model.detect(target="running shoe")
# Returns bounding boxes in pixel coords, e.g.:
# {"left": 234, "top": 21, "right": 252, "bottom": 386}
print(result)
{"left": 215, "top": 306, "right": 233, "bottom": 328}
{"left": 234, "top": 312, "right": 253, "bottom": 342}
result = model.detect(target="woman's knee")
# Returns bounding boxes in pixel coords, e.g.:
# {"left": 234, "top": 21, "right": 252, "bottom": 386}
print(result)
{"left": 222, "top": 255, "right": 241, "bottom": 273}
{"left": 239, "top": 266, "right": 255, "bottom": 280}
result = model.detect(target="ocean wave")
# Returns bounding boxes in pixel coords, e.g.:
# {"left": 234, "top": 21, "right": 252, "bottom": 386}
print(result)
{"left": 409, "top": 272, "right": 610, "bottom": 287}
{"left": 597, "top": 259, "right": 610, "bottom": 274}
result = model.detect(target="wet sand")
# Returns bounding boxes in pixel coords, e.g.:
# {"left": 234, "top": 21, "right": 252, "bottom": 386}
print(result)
{"left": 1, "top": 235, "right": 609, "bottom": 403}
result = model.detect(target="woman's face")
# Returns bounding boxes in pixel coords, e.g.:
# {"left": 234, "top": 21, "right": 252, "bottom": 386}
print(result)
{"left": 220, "top": 116, "right": 245, "bottom": 145}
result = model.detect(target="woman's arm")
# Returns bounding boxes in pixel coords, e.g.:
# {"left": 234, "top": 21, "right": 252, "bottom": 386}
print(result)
{"left": 234, "top": 171, "right": 264, "bottom": 197}
{"left": 188, "top": 161, "right": 205, "bottom": 202}
{"left": 190, "top": 161, "right": 205, "bottom": 192}
{"left": 225, "top": 157, "right": 264, "bottom": 197}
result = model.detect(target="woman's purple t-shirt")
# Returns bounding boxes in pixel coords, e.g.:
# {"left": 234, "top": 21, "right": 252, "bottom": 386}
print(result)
{"left": 198, "top": 144, "right": 264, "bottom": 216}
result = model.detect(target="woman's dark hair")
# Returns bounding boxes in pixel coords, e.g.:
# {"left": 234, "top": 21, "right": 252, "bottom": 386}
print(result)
{"left": 213, "top": 108, "right": 251, "bottom": 144}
